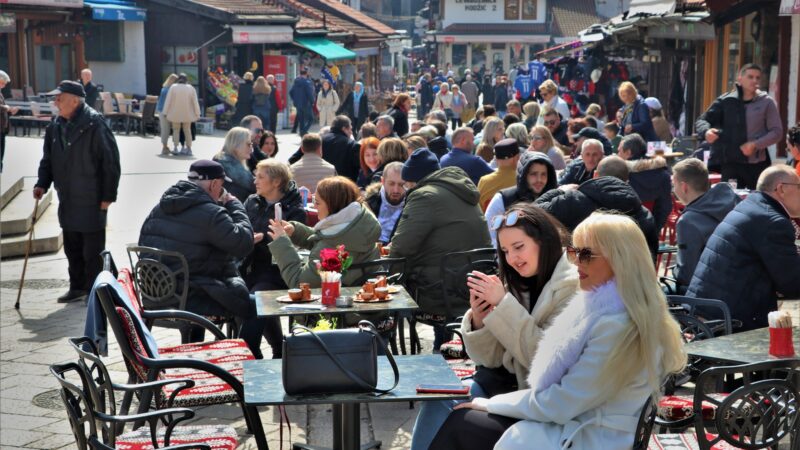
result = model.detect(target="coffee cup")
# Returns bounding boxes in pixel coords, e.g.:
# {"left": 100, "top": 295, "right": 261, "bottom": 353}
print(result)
{"left": 360, "top": 291, "right": 374, "bottom": 301}
{"left": 299, "top": 282, "right": 311, "bottom": 300}
{"left": 363, "top": 281, "right": 376, "bottom": 293}
{"left": 288, "top": 288, "right": 303, "bottom": 301}
{"left": 375, "top": 287, "right": 389, "bottom": 300}
{"left": 376, "top": 275, "right": 387, "bottom": 287}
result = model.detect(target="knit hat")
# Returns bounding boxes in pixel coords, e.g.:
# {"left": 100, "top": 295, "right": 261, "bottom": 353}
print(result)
{"left": 644, "top": 97, "right": 662, "bottom": 110}
{"left": 402, "top": 148, "right": 440, "bottom": 183}
{"left": 493, "top": 138, "right": 521, "bottom": 160}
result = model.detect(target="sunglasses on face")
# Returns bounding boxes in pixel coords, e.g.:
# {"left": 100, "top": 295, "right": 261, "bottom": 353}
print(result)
{"left": 566, "top": 245, "right": 600, "bottom": 264}
{"left": 490, "top": 210, "right": 521, "bottom": 230}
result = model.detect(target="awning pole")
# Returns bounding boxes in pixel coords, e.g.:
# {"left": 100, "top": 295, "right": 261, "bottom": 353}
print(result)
{"left": 194, "top": 27, "right": 229, "bottom": 53}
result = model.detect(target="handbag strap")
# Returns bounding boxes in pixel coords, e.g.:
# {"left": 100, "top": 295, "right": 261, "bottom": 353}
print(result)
{"left": 290, "top": 321, "right": 399, "bottom": 395}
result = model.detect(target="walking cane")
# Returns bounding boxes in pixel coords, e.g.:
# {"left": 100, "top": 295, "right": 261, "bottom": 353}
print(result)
{"left": 15, "top": 198, "right": 39, "bottom": 310}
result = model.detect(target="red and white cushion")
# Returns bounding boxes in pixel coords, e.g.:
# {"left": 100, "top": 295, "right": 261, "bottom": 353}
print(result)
{"left": 649, "top": 433, "right": 745, "bottom": 450}
{"left": 446, "top": 358, "right": 476, "bottom": 380}
{"left": 658, "top": 393, "right": 755, "bottom": 421}
{"left": 116, "top": 424, "right": 238, "bottom": 450}
{"left": 440, "top": 338, "right": 467, "bottom": 360}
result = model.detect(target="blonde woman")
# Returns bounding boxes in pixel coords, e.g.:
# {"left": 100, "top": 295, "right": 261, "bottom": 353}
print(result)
{"left": 212, "top": 127, "right": 255, "bottom": 202}
{"left": 538, "top": 79, "right": 570, "bottom": 122}
{"left": 476, "top": 117, "right": 505, "bottom": 163}
{"left": 522, "top": 101, "right": 540, "bottom": 131}
{"left": 316, "top": 79, "right": 340, "bottom": 128}
{"left": 162, "top": 73, "right": 200, "bottom": 155}
{"left": 157, "top": 73, "right": 179, "bottom": 154}
{"left": 432, "top": 212, "right": 686, "bottom": 450}
{"left": 252, "top": 76, "right": 272, "bottom": 131}
{"left": 617, "top": 81, "right": 657, "bottom": 141}
{"left": 505, "top": 122, "right": 530, "bottom": 149}
{"left": 529, "top": 125, "right": 566, "bottom": 170}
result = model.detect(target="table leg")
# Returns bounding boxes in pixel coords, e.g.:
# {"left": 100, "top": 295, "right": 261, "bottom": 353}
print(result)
{"left": 293, "top": 403, "right": 381, "bottom": 450}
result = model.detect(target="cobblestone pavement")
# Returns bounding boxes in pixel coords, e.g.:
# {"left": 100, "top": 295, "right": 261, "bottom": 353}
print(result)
{"left": 2, "top": 128, "right": 798, "bottom": 449}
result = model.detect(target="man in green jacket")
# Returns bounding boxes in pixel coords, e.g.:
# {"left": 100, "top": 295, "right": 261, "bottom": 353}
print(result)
{"left": 390, "top": 148, "right": 492, "bottom": 349}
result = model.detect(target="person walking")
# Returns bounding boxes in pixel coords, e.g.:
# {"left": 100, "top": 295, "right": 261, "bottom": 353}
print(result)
{"left": 461, "top": 74, "right": 480, "bottom": 110}
{"left": 419, "top": 74, "right": 435, "bottom": 119}
{"left": 386, "top": 93, "right": 411, "bottom": 138}
{"left": 434, "top": 82, "right": 454, "bottom": 123}
{"left": 449, "top": 85, "right": 468, "bottom": 130}
{"left": 316, "top": 79, "right": 340, "bottom": 128}
{"left": 0, "top": 70, "right": 20, "bottom": 172}
{"left": 695, "top": 64, "right": 783, "bottom": 189}
{"left": 233, "top": 72, "right": 254, "bottom": 126}
{"left": 162, "top": 73, "right": 200, "bottom": 156}
{"left": 34, "top": 80, "right": 121, "bottom": 303}
{"left": 266, "top": 74, "right": 282, "bottom": 133}
{"left": 338, "top": 81, "right": 369, "bottom": 131}
{"left": 252, "top": 76, "right": 272, "bottom": 132}
{"left": 290, "top": 69, "right": 315, "bottom": 136}
{"left": 156, "top": 74, "right": 178, "bottom": 155}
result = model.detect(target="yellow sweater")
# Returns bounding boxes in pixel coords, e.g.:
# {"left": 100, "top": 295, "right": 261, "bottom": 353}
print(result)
{"left": 477, "top": 166, "right": 516, "bottom": 211}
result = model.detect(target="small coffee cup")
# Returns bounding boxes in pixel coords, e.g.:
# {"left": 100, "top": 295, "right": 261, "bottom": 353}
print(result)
{"left": 363, "top": 281, "right": 376, "bottom": 293}
{"left": 288, "top": 288, "right": 303, "bottom": 301}
{"left": 299, "top": 283, "right": 311, "bottom": 300}
{"left": 375, "top": 287, "right": 389, "bottom": 300}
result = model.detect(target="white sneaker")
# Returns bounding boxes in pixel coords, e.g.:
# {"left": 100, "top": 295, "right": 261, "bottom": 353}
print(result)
{"left": 180, "top": 147, "right": 193, "bottom": 156}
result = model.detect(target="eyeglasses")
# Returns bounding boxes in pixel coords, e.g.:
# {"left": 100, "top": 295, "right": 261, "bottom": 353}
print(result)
{"left": 566, "top": 245, "right": 601, "bottom": 265}
{"left": 490, "top": 210, "right": 521, "bottom": 230}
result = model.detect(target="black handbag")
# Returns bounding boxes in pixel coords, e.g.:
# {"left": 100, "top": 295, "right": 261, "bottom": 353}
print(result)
{"left": 282, "top": 320, "right": 399, "bottom": 395}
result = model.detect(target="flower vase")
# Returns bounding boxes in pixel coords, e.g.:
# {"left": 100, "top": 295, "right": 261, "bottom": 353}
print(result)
{"left": 321, "top": 280, "right": 340, "bottom": 306}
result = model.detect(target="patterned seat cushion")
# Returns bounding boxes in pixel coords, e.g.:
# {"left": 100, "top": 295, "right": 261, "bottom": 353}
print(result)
{"left": 116, "top": 424, "right": 238, "bottom": 450}
{"left": 447, "top": 358, "right": 476, "bottom": 380}
{"left": 658, "top": 393, "right": 754, "bottom": 421}
{"left": 440, "top": 339, "right": 467, "bottom": 360}
{"left": 649, "top": 433, "right": 746, "bottom": 450}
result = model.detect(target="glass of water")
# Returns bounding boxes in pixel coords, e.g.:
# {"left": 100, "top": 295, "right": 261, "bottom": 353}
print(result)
{"left": 728, "top": 179, "right": 738, "bottom": 190}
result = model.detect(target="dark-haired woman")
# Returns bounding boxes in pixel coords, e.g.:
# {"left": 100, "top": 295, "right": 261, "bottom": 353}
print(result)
{"left": 259, "top": 130, "right": 279, "bottom": 158}
{"left": 410, "top": 204, "right": 579, "bottom": 450}
{"left": 267, "top": 176, "right": 381, "bottom": 288}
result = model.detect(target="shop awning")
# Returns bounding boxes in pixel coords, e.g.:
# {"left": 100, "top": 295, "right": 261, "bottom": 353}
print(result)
{"left": 780, "top": 0, "right": 800, "bottom": 15}
{"left": 293, "top": 37, "right": 356, "bottom": 61}
{"left": 230, "top": 25, "right": 293, "bottom": 44}
{"left": 628, "top": 0, "right": 676, "bottom": 17}
{"left": 85, "top": 1, "right": 146, "bottom": 21}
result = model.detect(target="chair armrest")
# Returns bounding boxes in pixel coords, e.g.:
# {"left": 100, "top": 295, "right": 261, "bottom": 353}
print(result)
{"left": 659, "top": 277, "right": 678, "bottom": 295}
{"left": 141, "top": 309, "right": 227, "bottom": 340}
{"left": 654, "top": 414, "right": 694, "bottom": 431}
{"left": 112, "top": 378, "right": 195, "bottom": 409}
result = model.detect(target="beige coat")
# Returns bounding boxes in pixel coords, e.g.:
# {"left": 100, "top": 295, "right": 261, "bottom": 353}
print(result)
{"left": 460, "top": 253, "right": 579, "bottom": 388}
{"left": 317, "top": 89, "right": 340, "bottom": 127}
{"left": 163, "top": 83, "right": 200, "bottom": 123}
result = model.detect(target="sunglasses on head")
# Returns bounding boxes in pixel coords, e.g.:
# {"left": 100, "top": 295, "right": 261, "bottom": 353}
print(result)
{"left": 490, "top": 210, "right": 522, "bottom": 230}
{"left": 566, "top": 245, "right": 600, "bottom": 264}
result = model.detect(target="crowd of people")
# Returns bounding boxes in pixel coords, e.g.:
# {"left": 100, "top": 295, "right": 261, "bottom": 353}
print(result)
{"left": 24, "top": 57, "right": 800, "bottom": 449}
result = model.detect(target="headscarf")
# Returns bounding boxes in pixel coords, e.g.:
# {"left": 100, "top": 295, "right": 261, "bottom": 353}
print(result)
{"left": 353, "top": 82, "right": 364, "bottom": 104}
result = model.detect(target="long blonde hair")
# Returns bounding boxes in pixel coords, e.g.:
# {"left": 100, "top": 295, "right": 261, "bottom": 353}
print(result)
{"left": 163, "top": 73, "right": 178, "bottom": 88}
{"left": 254, "top": 76, "right": 271, "bottom": 95}
{"left": 219, "top": 127, "right": 252, "bottom": 164}
{"left": 477, "top": 117, "right": 504, "bottom": 162}
{"left": 530, "top": 125, "right": 556, "bottom": 151}
{"left": 572, "top": 212, "right": 686, "bottom": 400}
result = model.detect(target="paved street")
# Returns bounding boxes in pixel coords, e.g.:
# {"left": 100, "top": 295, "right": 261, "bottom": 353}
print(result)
{"left": 0, "top": 128, "right": 432, "bottom": 449}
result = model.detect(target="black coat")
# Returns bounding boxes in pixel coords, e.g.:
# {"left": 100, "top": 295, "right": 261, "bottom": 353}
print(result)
{"left": 627, "top": 157, "right": 672, "bottom": 231}
{"left": 499, "top": 152, "right": 557, "bottom": 207}
{"left": 695, "top": 84, "right": 758, "bottom": 166}
{"left": 387, "top": 106, "right": 409, "bottom": 137}
{"left": 338, "top": 92, "right": 369, "bottom": 130}
{"left": 36, "top": 103, "right": 121, "bottom": 232}
{"left": 138, "top": 180, "right": 254, "bottom": 317}
{"left": 536, "top": 176, "right": 659, "bottom": 258}
{"left": 242, "top": 181, "right": 307, "bottom": 288}
{"left": 558, "top": 159, "right": 595, "bottom": 186}
{"left": 234, "top": 80, "right": 254, "bottom": 123}
{"left": 420, "top": 79, "right": 434, "bottom": 108}
{"left": 687, "top": 193, "right": 800, "bottom": 331}
{"left": 83, "top": 81, "right": 100, "bottom": 110}
{"left": 322, "top": 129, "right": 360, "bottom": 181}
{"left": 494, "top": 86, "right": 509, "bottom": 111}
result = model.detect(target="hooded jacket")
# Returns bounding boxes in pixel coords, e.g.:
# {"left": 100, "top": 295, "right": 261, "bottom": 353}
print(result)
{"left": 138, "top": 180, "right": 254, "bottom": 317}
{"left": 674, "top": 183, "right": 740, "bottom": 290}
{"left": 389, "top": 167, "right": 492, "bottom": 316}
{"left": 695, "top": 86, "right": 783, "bottom": 166}
{"left": 36, "top": 103, "right": 121, "bottom": 232}
{"left": 687, "top": 192, "right": 800, "bottom": 331}
{"left": 322, "top": 128, "right": 360, "bottom": 181}
{"left": 269, "top": 202, "right": 381, "bottom": 289}
{"left": 460, "top": 254, "right": 579, "bottom": 388}
{"left": 536, "top": 176, "right": 659, "bottom": 258}
{"left": 242, "top": 181, "right": 308, "bottom": 287}
{"left": 627, "top": 156, "right": 672, "bottom": 231}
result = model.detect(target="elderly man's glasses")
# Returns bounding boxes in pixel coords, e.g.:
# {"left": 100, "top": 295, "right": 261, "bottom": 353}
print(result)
{"left": 566, "top": 245, "right": 600, "bottom": 264}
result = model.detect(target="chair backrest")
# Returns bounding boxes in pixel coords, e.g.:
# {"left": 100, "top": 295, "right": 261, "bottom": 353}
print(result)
{"left": 10, "top": 88, "right": 23, "bottom": 100}
{"left": 346, "top": 257, "right": 406, "bottom": 287}
{"left": 440, "top": 248, "right": 497, "bottom": 318}
{"left": 69, "top": 337, "right": 118, "bottom": 419}
{"left": 113, "top": 93, "right": 129, "bottom": 113}
{"left": 99, "top": 92, "right": 115, "bottom": 115}
{"left": 633, "top": 395, "right": 657, "bottom": 450}
{"left": 667, "top": 295, "right": 733, "bottom": 336}
{"left": 50, "top": 362, "right": 101, "bottom": 450}
{"left": 142, "top": 96, "right": 158, "bottom": 121}
{"left": 30, "top": 101, "right": 47, "bottom": 116}
{"left": 694, "top": 360, "right": 800, "bottom": 449}
{"left": 126, "top": 244, "right": 189, "bottom": 311}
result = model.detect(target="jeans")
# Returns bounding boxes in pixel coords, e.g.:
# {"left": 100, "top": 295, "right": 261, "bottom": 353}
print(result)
{"left": 296, "top": 104, "right": 313, "bottom": 136}
{"left": 410, "top": 379, "right": 486, "bottom": 450}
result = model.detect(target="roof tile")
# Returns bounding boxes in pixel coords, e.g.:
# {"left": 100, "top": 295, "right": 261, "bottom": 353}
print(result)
{"left": 551, "top": 0, "right": 605, "bottom": 38}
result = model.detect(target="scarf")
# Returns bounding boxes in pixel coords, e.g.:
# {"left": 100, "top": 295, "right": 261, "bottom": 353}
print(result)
{"left": 321, "top": 87, "right": 330, "bottom": 98}
{"left": 314, "top": 201, "right": 362, "bottom": 236}
{"left": 527, "top": 279, "right": 627, "bottom": 393}
{"left": 353, "top": 82, "right": 364, "bottom": 104}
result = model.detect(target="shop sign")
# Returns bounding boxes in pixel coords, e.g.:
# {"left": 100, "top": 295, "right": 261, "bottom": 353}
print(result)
{"left": 779, "top": 0, "right": 800, "bottom": 15}
{"left": 443, "top": 0, "right": 544, "bottom": 25}
{"left": 0, "top": 0, "right": 83, "bottom": 7}
{"left": 231, "top": 26, "right": 293, "bottom": 44}
{"left": 0, "top": 13, "right": 15, "bottom": 33}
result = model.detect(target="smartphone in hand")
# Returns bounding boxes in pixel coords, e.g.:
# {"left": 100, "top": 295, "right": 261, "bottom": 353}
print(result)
{"left": 274, "top": 202, "right": 282, "bottom": 222}
{"left": 416, "top": 384, "right": 470, "bottom": 394}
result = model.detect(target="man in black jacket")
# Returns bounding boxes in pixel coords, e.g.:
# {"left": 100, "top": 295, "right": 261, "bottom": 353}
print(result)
{"left": 321, "top": 115, "right": 360, "bottom": 181}
{"left": 139, "top": 160, "right": 267, "bottom": 357}
{"left": 34, "top": 80, "right": 121, "bottom": 303}
{"left": 80, "top": 69, "right": 100, "bottom": 111}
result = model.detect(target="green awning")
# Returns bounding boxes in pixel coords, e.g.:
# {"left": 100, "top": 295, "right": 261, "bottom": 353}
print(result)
{"left": 293, "top": 37, "right": 356, "bottom": 61}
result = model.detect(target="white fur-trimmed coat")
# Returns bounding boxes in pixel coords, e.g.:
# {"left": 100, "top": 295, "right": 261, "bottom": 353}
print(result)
{"left": 460, "top": 253, "right": 579, "bottom": 388}
{"left": 472, "top": 281, "right": 655, "bottom": 450}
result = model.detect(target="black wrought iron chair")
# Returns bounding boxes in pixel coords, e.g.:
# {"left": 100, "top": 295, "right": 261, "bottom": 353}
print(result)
{"left": 650, "top": 359, "right": 800, "bottom": 449}
{"left": 633, "top": 395, "right": 658, "bottom": 450}
{"left": 50, "top": 351, "right": 239, "bottom": 450}
{"left": 667, "top": 295, "right": 739, "bottom": 336}
{"left": 126, "top": 244, "right": 237, "bottom": 342}
{"left": 408, "top": 247, "right": 497, "bottom": 357}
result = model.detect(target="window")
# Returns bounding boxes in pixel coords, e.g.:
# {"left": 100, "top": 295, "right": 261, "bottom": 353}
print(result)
{"left": 452, "top": 44, "right": 467, "bottom": 71}
{"left": 505, "top": 0, "right": 520, "bottom": 20}
{"left": 85, "top": 21, "right": 124, "bottom": 62}
{"left": 521, "top": 0, "right": 537, "bottom": 20}
{"left": 161, "top": 46, "right": 200, "bottom": 88}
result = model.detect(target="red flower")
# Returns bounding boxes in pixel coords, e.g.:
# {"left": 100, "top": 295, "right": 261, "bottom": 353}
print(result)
{"left": 320, "top": 248, "right": 338, "bottom": 261}
{"left": 322, "top": 256, "right": 342, "bottom": 272}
